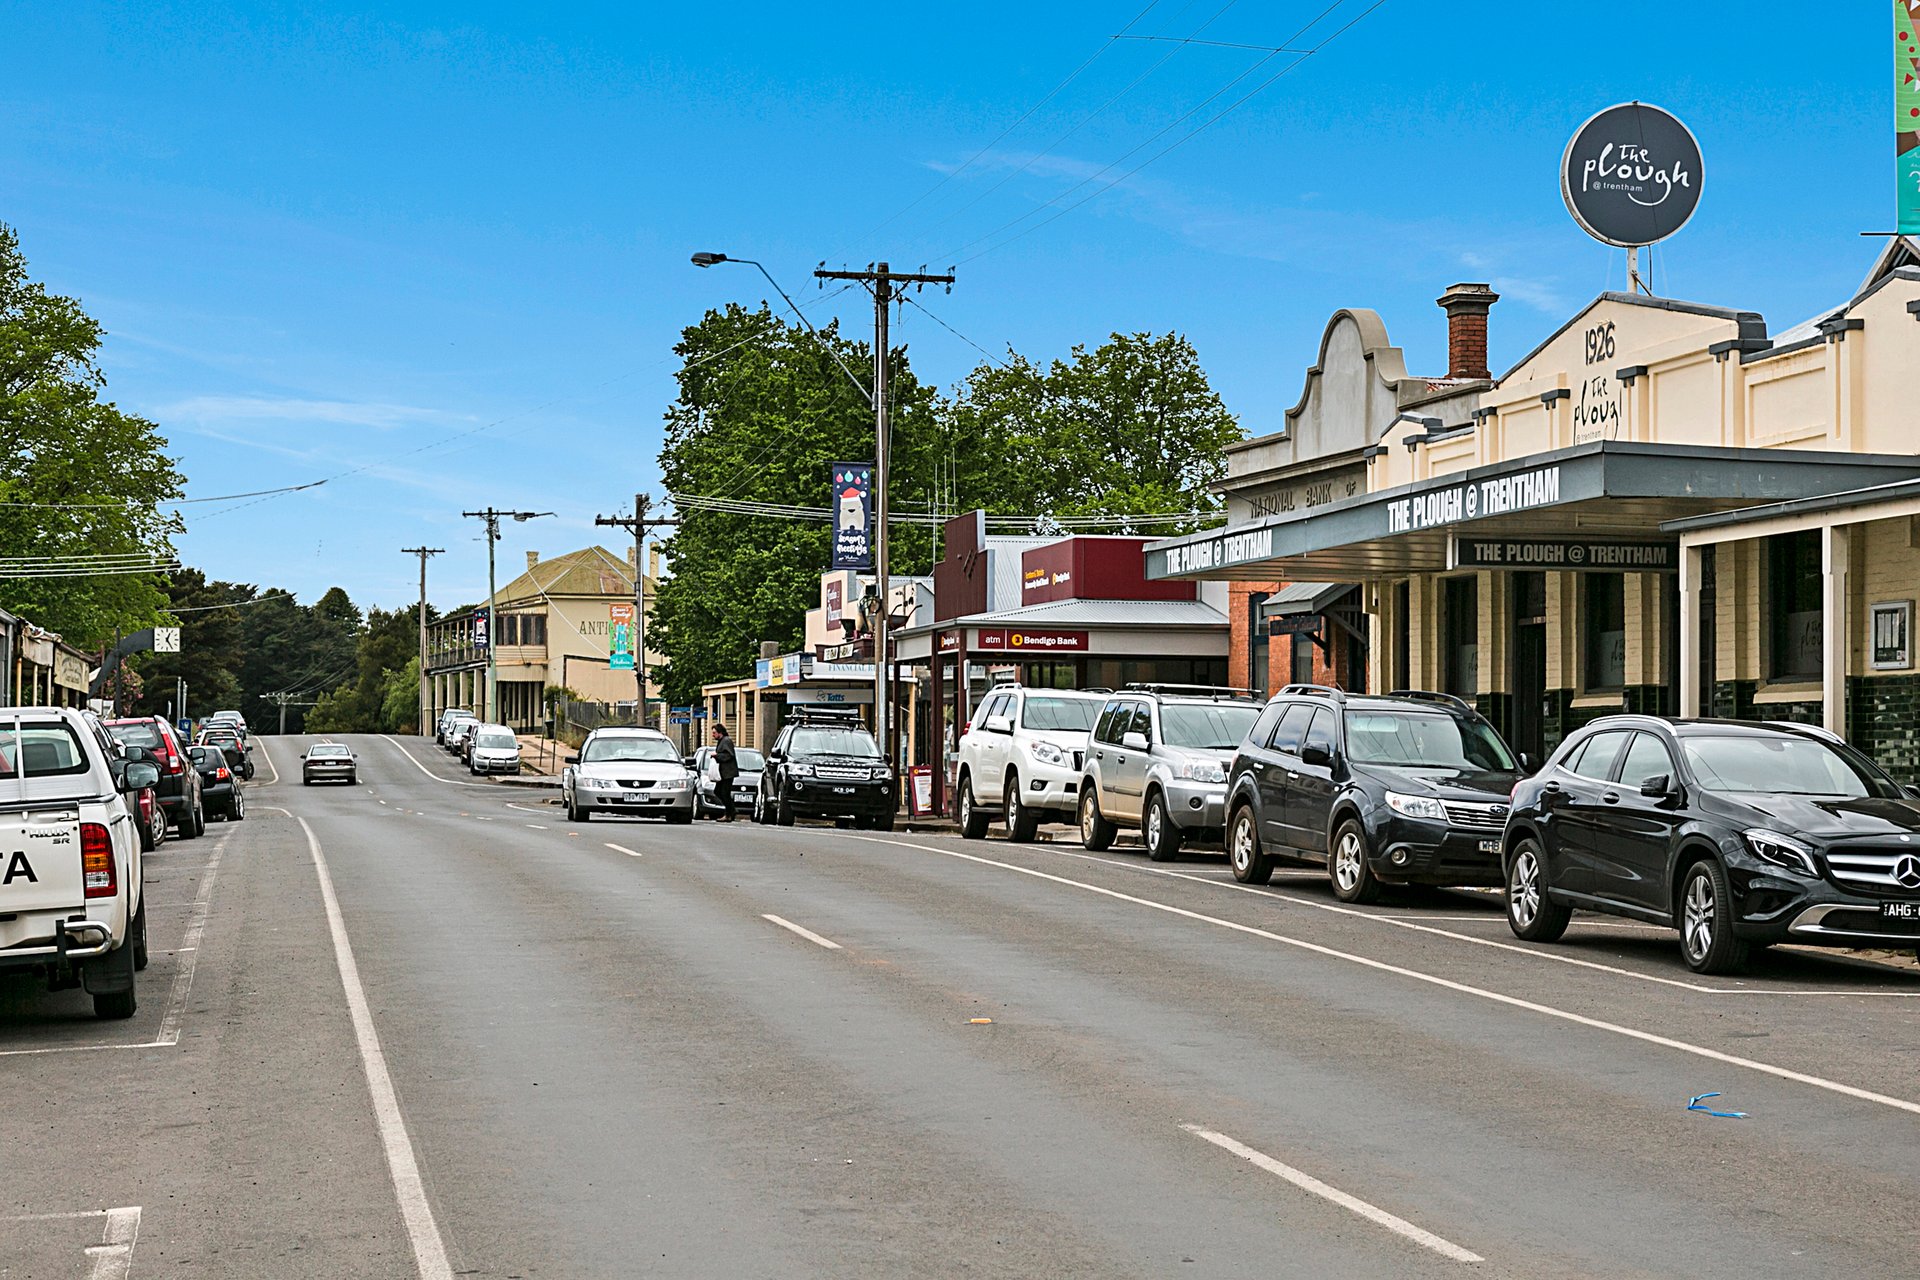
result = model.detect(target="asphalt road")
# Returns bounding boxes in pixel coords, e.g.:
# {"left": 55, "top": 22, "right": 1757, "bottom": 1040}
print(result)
{"left": 5, "top": 732, "right": 1920, "bottom": 1278}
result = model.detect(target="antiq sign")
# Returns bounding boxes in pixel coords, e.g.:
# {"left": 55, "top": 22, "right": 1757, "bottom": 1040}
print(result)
{"left": 1561, "top": 102, "right": 1704, "bottom": 248}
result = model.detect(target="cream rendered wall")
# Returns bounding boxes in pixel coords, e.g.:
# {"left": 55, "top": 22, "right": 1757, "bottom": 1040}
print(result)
{"left": 1850, "top": 284, "right": 1920, "bottom": 456}
{"left": 1744, "top": 349, "right": 1829, "bottom": 448}
{"left": 1645, "top": 356, "right": 1719, "bottom": 447}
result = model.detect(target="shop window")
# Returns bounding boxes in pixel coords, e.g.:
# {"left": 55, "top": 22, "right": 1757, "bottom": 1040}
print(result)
{"left": 1768, "top": 531, "right": 1822, "bottom": 680}
{"left": 1442, "top": 576, "right": 1478, "bottom": 696}
{"left": 1290, "top": 632, "right": 1316, "bottom": 686}
{"left": 1249, "top": 592, "right": 1270, "bottom": 697}
{"left": 1584, "top": 574, "right": 1626, "bottom": 691}
{"left": 1392, "top": 581, "right": 1410, "bottom": 691}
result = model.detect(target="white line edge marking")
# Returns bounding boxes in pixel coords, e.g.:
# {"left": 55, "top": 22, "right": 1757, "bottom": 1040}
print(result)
{"left": 762, "top": 913, "right": 843, "bottom": 949}
{"left": 1056, "top": 850, "right": 1919, "bottom": 998}
{"left": 846, "top": 835, "right": 1920, "bottom": 1118}
{"left": 298, "top": 816, "right": 455, "bottom": 1280}
{"left": 253, "top": 740, "right": 280, "bottom": 785}
{"left": 156, "top": 829, "right": 229, "bottom": 1046}
{"left": 84, "top": 1205, "right": 142, "bottom": 1280}
{"left": 604, "top": 842, "right": 643, "bottom": 858}
{"left": 1184, "top": 1126, "right": 1482, "bottom": 1264}
{"left": 378, "top": 734, "right": 492, "bottom": 787}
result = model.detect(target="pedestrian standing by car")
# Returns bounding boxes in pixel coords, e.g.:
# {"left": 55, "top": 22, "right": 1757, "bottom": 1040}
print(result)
{"left": 712, "top": 722, "right": 740, "bottom": 822}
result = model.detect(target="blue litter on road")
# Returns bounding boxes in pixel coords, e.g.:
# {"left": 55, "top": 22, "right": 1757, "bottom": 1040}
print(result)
{"left": 1687, "top": 1092, "right": 1748, "bottom": 1118}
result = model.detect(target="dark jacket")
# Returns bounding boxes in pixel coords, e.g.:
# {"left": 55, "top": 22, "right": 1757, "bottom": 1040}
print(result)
{"left": 714, "top": 737, "right": 739, "bottom": 780}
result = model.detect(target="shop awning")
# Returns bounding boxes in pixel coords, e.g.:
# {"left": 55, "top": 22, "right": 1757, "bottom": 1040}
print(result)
{"left": 1260, "top": 582, "right": 1353, "bottom": 617}
{"left": 1147, "top": 441, "right": 1920, "bottom": 581}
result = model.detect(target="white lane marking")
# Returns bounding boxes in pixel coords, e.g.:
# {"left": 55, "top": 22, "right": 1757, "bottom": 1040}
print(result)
{"left": 254, "top": 742, "right": 280, "bottom": 785}
{"left": 379, "top": 735, "right": 492, "bottom": 788}
{"left": 603, "top": 842, "right": 643, "bottom": 858}
{"left": 1184, "top": 1126, "right": 1482, "bottom": 1264}
{"left": 298, "top": 817, "right": 455, "bottom": 1280}
{"left": 84, "top": 1205, "right": 142, "bottom": 1280}
{"left": 525, "top": 824, "right": 547, "bottom": 830}
{"left": 1056, "top": 851, "right": 1920, "bottom": 999}
{"left": 156, "top": 829, "right": 230, "bottom": 1046}
{"left": 848, "top": 835, "right": 1920, "bottom": 1118}
{"left": 762, "top": 913, "right": 843, "bottom": 950}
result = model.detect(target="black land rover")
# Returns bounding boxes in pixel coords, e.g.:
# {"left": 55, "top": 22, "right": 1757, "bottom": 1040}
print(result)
{"left": 755, "top": 708, "right": 896, "bottom": 830}
{"left": 1225, "top": 686, "right": 1524, "bottom": 902}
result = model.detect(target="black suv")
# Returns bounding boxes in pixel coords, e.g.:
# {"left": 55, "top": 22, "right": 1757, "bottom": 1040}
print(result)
{"left": 1506, "top": 716, "right": 1920, "bottom": 974}
{"left": 755, "top": 709, "right": 896, "bottom": 830}
{"left": 1225, "top": 687, "right": 1522, "bottom": 901}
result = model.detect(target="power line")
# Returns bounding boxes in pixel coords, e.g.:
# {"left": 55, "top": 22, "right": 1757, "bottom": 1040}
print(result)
{"left": 0, "top": 480, "right": 325, "bottom": 510}
{"left": 168, "top": 591, "right": 295, "bottom": 614}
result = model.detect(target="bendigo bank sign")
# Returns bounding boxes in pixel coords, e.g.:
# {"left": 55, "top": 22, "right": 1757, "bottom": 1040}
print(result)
{"left": 975, "top": 629, "right": 1089, "bottom": 652}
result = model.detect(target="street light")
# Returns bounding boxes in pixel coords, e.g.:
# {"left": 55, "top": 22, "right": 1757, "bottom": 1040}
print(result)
{"left": 688, "top": 251, "right": 872, "bottom": 406}
{"left": 1391, "top": 412, "right": 1446, "bottom": 451}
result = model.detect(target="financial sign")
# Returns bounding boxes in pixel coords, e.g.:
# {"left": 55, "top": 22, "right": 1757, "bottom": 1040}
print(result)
{"left": 830, "top": 463, "right": 874, "bottom": 570}
{"left": 974, "top": 629, "right": 1089, "bottom": 652}
{"left": 1561, "top": 102, "right": 1704, "bottom": 248}
{"left": 608, "top": 602, "right": 635, "bottom": 671}
{"left": 1451, "top": 536, "right": 1677, "bottom": 572}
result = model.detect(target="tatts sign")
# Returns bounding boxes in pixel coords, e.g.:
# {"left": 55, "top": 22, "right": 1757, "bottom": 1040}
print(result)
{"left": 831, "top": 463, "right": 874, "bottom": 570}
{"left": 975, "top": 629, "right": 1088, "bottom": 652}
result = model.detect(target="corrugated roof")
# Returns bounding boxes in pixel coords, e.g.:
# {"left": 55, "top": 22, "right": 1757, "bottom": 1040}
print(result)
{"left": 986, "top": 536, "right": 1058, "bottom": 612}
{"left": 956, "top": 598, "right": 1227, "bottom": 629}
{"left": 1260, "top": 582, "right": 1355, "bottom": 616}
{"left": 492, "top": 545, "right": 657, "bottom": 606}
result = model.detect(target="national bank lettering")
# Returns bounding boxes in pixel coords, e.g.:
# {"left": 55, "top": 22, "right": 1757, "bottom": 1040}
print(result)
{"left": 1387, "top": 466, "right": 1561, "bottom": 534}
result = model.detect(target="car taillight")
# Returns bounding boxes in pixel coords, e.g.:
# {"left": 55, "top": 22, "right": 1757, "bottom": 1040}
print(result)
{"left": 216, "top": 766, "right": 230, "bottom": 780}
{"left": 165, "top": 746, "right": 183, "bottom": 775}
{"left": 81, "top": 822, "right": 115, "bottom": 898}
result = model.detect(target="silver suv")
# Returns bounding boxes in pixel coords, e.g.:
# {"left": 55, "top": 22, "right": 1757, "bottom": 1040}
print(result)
{"left": 1078, "top": 686, "right": 1263, "bottom": 861}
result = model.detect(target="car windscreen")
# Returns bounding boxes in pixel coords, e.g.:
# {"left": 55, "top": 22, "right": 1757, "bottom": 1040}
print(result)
{"left": 733, "top": 748, "right": 765, "bottom": 771}
{"left": 1021, "top": 697, "right": 1099, "bottom": 732}
{"left": 1344, "top": 710, "right": 1516, "bottom": 771}
{"left": 581, "top": 737, "right": 681, "bottom": 764}
{"left": 1158, "top": 703, "right": 1261, "bottom": 751}
{"left": 476, "top": 732, "right": 517, "bottom": 748}
{"left": 107, "top": 723, "right": 163, "bottom": 749}
{"left": 0, "top": 724, "right": 91, "bottom": 777}
{"left": 1681, "top": 734, "right": 1897, "bottom": 799}
{"left": 789, "top": 727, "right": 883, "bottom": 759}
{"left": 309, "top": 745, "right": 350, "bottom": 757}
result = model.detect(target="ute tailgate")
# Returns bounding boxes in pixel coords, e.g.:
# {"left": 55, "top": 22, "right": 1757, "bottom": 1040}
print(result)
{"left": 0, "top": 806, "right": 85, "bottom": 915}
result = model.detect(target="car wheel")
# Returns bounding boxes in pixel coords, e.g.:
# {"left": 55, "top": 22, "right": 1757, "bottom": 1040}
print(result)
{"left": 1004, "top": 775, "right": 1040, "bottom": 843}
{"left": 1505, "top": 837, "right": 1571, "bottom": 942}
{"left": 1078, "top": 787, "right": 1116, "bottom": 852}
{"left": 565, "top": 790, "right": 584, "bottom": 822}
{"left": 957, "top": 774, "right": 990, "bottom": 840}
{"left": 131, "top": 900, "right": 149, "bottom": 971}
{"left": 91, "top": 944, "right": 137, "bottom": 1021}
{"left": 1680, "top": 858, "right": 1750, "bottom": 975}
{"left": 776, "top": 786, "right": 795, "bottom": 827}
{"left": 1144, "top": 791, "right": 1183, "bottom": 861}
{"left": 229, "top": 791, "right": 246, "bottom": 822}
{"left": 1229, "top": 806, "right": 1274, "bottom": 885}
{"left": 752, "top": 790, "right": 767, "bottom": 825}
{"left": 1329, "top": 819, "right": 1382, "bottom": 904}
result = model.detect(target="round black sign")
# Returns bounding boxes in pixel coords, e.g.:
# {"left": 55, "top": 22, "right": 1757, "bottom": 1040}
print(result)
{"left": 1560, "top": 102, "right": 1704, "bottom": 248}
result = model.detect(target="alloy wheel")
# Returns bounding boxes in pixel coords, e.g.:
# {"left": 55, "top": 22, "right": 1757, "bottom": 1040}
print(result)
{"left": 1510, "top": 850, "right": 1541, "bottom": 929}
{"left": 1230, "top": 816, "right": 1254, "bottom": 875}
{"left": 1146, "top": 802, "right": 1162, "bottom": 847}
{"left": 1333, "top": 831, "right": 1363, "bottom": 893}
{"left": 1683, "top": 872, "right": 1715, "bottom": 962}
{"left": 1081, "top": 794, "right": 1095, "bottom": 841}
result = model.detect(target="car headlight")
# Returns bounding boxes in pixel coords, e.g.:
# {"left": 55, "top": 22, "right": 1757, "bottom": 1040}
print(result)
{"left": 1385, "top": 791, "right": 1447, "bottom": 821}
{"left": 870, "top": 766, "right": 891, "bottom": 782}
{"left": 1029, "top": 740, "right": 1068, "bottom": 766}
{"left": 1176, "top": 758, "right": 1227, "bottom": 784}
{"left": 1743, "top": 829, "right": 1818, "bottom": 877}
{"left": 789, "top": 764, "right": 813, "bottom": 778}
{"left": 661, "top": 777, "right": 690, "bottom": 790}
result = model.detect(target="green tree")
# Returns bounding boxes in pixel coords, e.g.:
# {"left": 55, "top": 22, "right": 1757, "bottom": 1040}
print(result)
{"left": 380, "top": 658, "right": 422, "bottom": 733}
{"left": 127, "top": 570, "right": 256, "bottom": 719}
{"left": 0, "top": 224, "right": 184, "bottom": 647}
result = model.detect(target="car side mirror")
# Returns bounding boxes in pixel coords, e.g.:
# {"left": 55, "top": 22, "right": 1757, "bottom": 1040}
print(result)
{"left": 1301, "top": 743, "right": 1333, "bottom": 767}
{"left": 1905, "top": 784, "right": 1920, "bottom": 800}
{"left": 121, "top": 761, "right": 160, "bottom": 792}
{"left": 1519, "top": 752, "right": 1537, "bottom": 775}
{"left": 1121, "top": 731, "right": 1149, "bottom": 752}
{"left": 985, "top": 715, "right": 1013, "bottom": 735}
{"left": 1639, "top": 774, "right": 1673, "bottom": 799}
{"left": 565, "top": 754, "right": 580, "bottom": 764}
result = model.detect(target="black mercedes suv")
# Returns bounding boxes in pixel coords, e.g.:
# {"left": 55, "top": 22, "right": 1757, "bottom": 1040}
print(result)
{"left": 1505, "top": 716, "right": 1920, "bottom": 974}
{"left": 1225, "top": 686, "right": 1524, "bottom": 902}
{"left": 755, "top": 708, "right": 896, "bottom": 830}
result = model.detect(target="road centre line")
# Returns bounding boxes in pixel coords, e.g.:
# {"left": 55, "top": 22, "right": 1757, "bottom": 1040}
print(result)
{"left": 298, "top": 817, "right": 455, "bottom": 1280}
{"left": 1184, "top": 1126, "right": 1481, "bottom": 1264}
{"left": 763, "top": 914, "right": 843, "bottom": 949}
{"left": 847, "top": 835, "right": 1920, "bottom": 1119}
{"left": 525, "top": 824, "right": 547, "bottom": 830}
{"left": 1055, "top": 850, "right": 1918, "bottom": 998}
{"left": 603, "top": 842, "right": 643, "bottom": 858}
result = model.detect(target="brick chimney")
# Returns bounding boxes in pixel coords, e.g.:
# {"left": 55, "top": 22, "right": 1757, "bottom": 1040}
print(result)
{"left": 525, "top": 551, "right": 539, "bottom": 570}
{"left": 1437, "top": 283, "right": 1498, "bottom": 380}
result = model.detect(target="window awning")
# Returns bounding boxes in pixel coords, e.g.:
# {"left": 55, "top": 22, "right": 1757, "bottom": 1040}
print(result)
{"left": 1260, "top": 582, "right": 1355, "bottom": 617}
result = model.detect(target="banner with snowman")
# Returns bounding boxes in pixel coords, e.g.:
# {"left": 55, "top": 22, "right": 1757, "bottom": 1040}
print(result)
{"left": 831, "top": 463, "right": 874, "bottom": 570}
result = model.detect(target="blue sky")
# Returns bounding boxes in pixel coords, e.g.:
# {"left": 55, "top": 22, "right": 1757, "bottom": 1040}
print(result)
{"left": 1, "top": 2, "right": 1902, "bottom": 610}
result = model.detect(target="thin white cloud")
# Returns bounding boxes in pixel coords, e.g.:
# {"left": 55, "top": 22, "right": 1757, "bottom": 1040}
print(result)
{"left": 157, "top": 394, "right": 470, "bottom": 431}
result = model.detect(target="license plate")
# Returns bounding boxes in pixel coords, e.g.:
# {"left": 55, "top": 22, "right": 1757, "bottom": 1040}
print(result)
{"left": 832, "top": 786, "right": 855, "bottom": 795}
{"left": 1881, "top": 902, "right": 1920, "bottom": 920}
{"left": 623, "top": 793, "right": 647, "bottom": 804}
{"left": 1478, "top": 839, "right": 1501, "bottom": 854}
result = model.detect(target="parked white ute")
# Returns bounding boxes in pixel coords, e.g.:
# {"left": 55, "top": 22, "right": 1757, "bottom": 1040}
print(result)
{"left": 0, "top": 708, "right": 154, "bottom": 1019}
{"left": 954, "top": 686, "right": 1106, "bottom": 842}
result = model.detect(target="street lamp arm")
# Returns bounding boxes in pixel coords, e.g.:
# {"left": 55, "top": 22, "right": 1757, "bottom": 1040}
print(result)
{"left": 690, "top": 252, "right": 874, "bottom": 408}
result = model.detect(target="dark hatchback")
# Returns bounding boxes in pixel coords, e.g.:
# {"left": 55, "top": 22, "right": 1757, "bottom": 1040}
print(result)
{"left": 1505, "top": 716, "right": 1920, "bottom": 973}
{"left": 755, "top": 711, "right": 895, "bottom": 830}
{"left": 188, "top": 744, "right": 245, "bottom": 821}
{"left": 104, "top": 716, "right": 204, "bottom": 837}
{"left": 1225, "top": 687, "right": 1523, "bottom": 902}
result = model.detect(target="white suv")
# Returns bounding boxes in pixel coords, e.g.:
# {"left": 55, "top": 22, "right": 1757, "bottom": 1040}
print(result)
{"left": 0, "top": 707, "right": 155, "bottom": 1019}
{"left": 954, "top": 686, "right": 1105, "bottom": 842}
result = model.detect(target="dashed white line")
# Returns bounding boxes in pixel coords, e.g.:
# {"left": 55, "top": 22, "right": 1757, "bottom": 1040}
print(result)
{"left": 762, "top": 914, "right": 843, "bottom": 950}
{"left": 849, "top": 834, "right": 1920, "bottom": 1118}
{"left": 298, "top": 817, "right": 454, "bottom": 1280}
{"left": 84, "top": 1205, "right": 143, "bottom": 1280}
{"left": 1184, "top": 1126, "right": 1482, "bottom": 1264}
{"left": 603, "top": 842, "right": 643, "bottom": 858}
{"left": 525, "top": 824, "right": 547, "bottom": 830}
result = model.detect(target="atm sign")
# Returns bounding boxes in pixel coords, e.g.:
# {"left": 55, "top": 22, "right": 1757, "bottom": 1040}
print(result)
{"left": 975, "top": 629, "right": 1088, "bottom": 652}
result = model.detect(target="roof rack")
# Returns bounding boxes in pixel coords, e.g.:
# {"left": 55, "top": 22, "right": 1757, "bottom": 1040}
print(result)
{"left": 788, "top": 705, "right": 866, "bottom": 723}
{"left": 1385, "top": 689, "right": 1476, "bottom": 714}
{"left": 1278, "top": 683, "right": 1346, "bottom": 701}
{"left": 1121, "top": 683, "right": 1259, "bottom": 701}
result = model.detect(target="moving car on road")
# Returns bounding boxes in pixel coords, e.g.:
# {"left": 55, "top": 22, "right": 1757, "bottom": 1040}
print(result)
{"left": 0, "top": 707, "right": 154, "bottom": 1019}
{"left": 1078, "top": 685, "right": 1262, "bottom": 860}
{"left": 189, "top": 744, "right": 245, "bottom": 820}
{"left": 1225, "top": 687, "right": 1524, "bottom": 901}
{"left": 562, "top": 727, "right": 694, "bottom": 823}
{"left": 954, "top": 685, "right": 1104, "bottom": 842}
{"left": 467, "top": 724, "right": 523, "bottom": 776}
{"left": 104, "top": 715, "right": 205, "bottom": 839}
{"left": 691, "top": 743, "right": 763, "bottom": 818}
{"left": 302, "top": 742, "right": 359, "bottom": 785}
{"left": 755, "top": 708, "right": 895, "bottom": 829}
{"left": 1505, "top": 716, "right": 1920, "bottom": 974}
